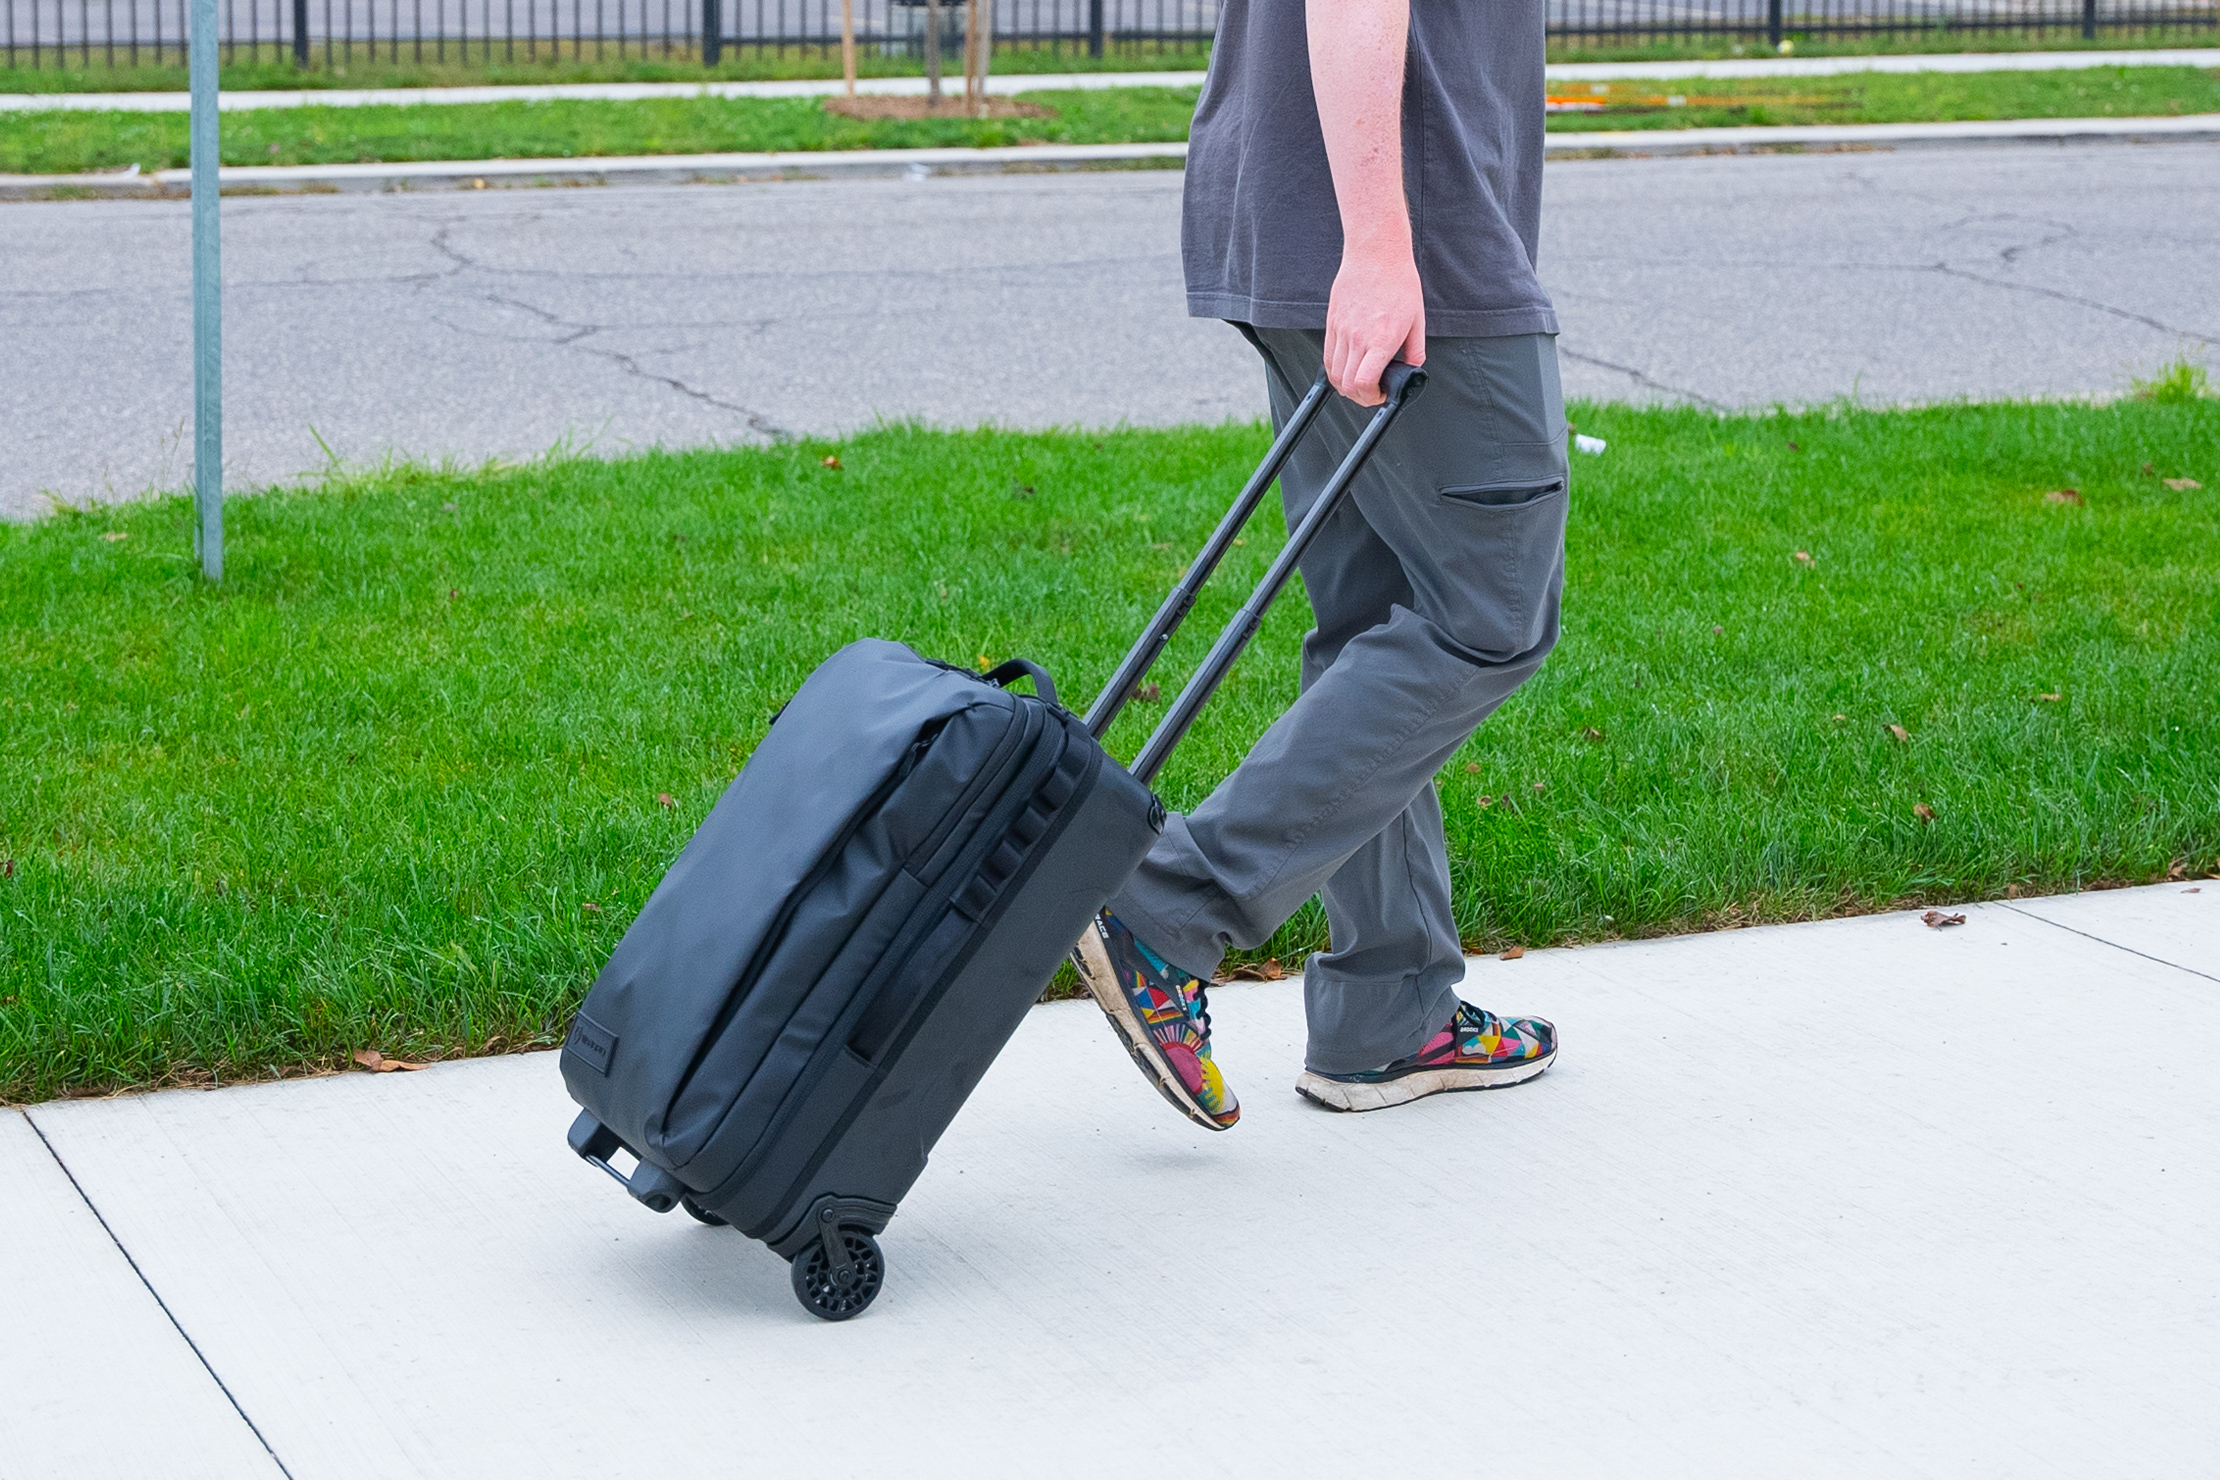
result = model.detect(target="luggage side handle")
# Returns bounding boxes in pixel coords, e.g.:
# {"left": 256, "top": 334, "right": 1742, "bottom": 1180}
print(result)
{"left": 1126, "top": 363, "right": 1428, "bottom": 786}
{"left": 979, "top": 657, "right": 1059, "bottom": 709}
{"left": 568, "top": 1109, "right": 685, "bottom": 1214}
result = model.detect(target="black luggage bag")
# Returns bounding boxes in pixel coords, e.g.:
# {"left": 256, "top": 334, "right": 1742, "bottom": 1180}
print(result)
{"left": 561, "top": 364, "right": 1426, "bottom": 1319}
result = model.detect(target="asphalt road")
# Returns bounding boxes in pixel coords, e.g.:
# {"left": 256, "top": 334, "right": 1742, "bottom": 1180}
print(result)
{"left": 6, "top": 140, "right": 2218, "bottom": 520}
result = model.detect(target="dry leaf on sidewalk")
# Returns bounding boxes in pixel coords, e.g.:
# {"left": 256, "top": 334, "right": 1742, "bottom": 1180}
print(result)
{"left": 1921, "top": 910, "right": 1966, "bottom": 929}
{"left": 1500, "top": 945, "right": 1526, "bottom": 960}
{"left": 1223, "top": 958, "right": 1286, "bottom": 982}
{"left": 352, "top": 1049, "right": 427, "bottom": 1073}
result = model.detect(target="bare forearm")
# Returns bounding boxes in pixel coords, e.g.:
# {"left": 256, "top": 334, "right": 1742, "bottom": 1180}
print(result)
{"left": 1307, "top": 0, "right": 1411, "bottom": 263}
{"left": 1307, "top": 0, "right": 1422, "bottom": 403}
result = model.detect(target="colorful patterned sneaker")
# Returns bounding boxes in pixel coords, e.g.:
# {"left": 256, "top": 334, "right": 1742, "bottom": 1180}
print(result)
{"left": 1072, "top": 911, "right": 1240, "bottom": 1131}
{"left": 1295, "top": 1000, "right": 1556, "bottom": 1113}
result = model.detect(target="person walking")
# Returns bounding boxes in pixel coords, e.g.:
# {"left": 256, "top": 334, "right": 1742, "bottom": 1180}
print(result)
{"left": 1072, "top": 0, "right": 1568, "bottom": 1125}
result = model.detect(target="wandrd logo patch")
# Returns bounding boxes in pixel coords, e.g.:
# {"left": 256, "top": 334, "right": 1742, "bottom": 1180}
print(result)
{"left": 566, "top": 1012, "right": 618, "bottom": 1076}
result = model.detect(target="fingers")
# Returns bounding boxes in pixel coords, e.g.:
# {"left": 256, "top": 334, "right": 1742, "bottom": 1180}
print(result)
{"left": 1400, "top": 314, "right": 1426, "bottom": 372}
{"left": 1351, "top": 342, "right": 1394, "bottom": 406}
{"left": 1325, "top": 321, "right": 1386, "bottom": 407}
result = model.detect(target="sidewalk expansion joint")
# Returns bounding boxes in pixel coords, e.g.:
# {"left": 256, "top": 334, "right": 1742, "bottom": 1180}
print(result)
{"left": 20, "top": 1109, "right": 298, "bottom": 1480}
{"left": 1994, "top": 901, "right": 2220, "bottom": 985}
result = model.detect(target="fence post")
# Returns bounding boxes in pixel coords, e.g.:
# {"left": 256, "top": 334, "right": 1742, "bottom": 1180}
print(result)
{"left": 1765, "top": 0, "right": 1782, "bottom": 48}
{"left": 2080, "top": 0, "right": 2096, "bottom": 39}
{"left": 191, "top": 0, "right": 223, "bottom": 582}
{"left": 1087, "top": 0, "right": 1103, "bottom": 57}
{"left": 702, "top": 0, "right": 721, "bottom": 65}
{"left": 292, "top": 0, "right": 308, "bottom": 63}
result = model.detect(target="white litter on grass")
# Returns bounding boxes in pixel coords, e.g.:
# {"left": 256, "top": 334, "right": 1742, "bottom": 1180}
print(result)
{"left": 1574, "top": 433, "right": 1608, "bottom": 455}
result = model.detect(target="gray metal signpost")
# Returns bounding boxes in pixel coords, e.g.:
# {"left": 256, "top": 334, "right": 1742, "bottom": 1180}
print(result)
{"left": 191, "top": 0, "right": 222, "bottom": 581}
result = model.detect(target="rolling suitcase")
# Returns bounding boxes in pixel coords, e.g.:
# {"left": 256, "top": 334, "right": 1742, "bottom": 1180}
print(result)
{"left": 560, "top": 363, "right": 1427, "bottom": 1319}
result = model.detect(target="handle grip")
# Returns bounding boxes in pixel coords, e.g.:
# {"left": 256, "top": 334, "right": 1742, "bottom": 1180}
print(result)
{"left": 1376, "top": 360, "right": 1424, "bottom": 405}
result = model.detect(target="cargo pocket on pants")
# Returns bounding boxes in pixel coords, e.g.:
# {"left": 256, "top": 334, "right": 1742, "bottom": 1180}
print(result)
{"left": 1435, "top": 473, "right": 1569, "bottom": 658}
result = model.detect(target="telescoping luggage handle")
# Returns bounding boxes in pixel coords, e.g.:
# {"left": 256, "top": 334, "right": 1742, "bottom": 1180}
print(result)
{"left": 1080, "top": 362, "right": 1428, "bottom": 787}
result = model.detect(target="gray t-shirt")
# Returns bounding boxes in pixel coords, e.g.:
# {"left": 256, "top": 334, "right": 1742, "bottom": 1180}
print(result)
{"left": 1181, "top": 0, "right": 1558, "bottom": 338}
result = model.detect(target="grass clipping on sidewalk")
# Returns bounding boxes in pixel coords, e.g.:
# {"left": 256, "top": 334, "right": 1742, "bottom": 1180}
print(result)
{"left": 4, "top": 398, "right": 2217, "bottom": 1100}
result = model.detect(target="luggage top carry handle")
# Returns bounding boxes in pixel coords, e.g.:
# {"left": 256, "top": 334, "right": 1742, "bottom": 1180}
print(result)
{"left": 1082, "top": 362, "right": 1429, "bottom": 788}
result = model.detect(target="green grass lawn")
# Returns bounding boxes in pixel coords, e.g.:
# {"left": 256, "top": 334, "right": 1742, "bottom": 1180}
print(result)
{"left": 6, "top": 64, "right": 2218, "bottom": 174}
{"left": 0, "top": 86, "right": 1195, "bottom": 173}
{"left": 1545, "top": 62, "right": 2220, "bottom": 131}
{"left": 4, "top": 398, "right": 2217, "bottom": 1102}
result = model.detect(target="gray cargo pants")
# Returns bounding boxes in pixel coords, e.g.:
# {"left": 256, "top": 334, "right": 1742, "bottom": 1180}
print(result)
{"left": 1106, "top": 325, "right": 1569, "bottom": 1075}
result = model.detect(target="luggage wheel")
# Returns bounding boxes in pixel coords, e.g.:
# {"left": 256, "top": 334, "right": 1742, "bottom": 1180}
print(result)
{"left": 680, "top": 1195, "right": 728, "bottom": 1227}
{"left": 790, "top": 1205, "right": 885, "bottom": 1322}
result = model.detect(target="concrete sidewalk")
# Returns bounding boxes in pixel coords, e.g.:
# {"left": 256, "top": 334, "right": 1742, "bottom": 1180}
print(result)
{"left": 6, "top": 882, "right": 2215, "bottom": 1478}
{"left": 3, "top": 45, "right": 2212, "bottom": 113}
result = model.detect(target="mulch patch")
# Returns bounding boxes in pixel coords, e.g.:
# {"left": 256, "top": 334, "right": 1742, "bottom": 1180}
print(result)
{"left": 821, "top": 95, "right": 1055, "bottom": 121}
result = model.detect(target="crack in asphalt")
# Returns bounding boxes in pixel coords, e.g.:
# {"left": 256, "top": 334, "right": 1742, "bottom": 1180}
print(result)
{"left": 1558, "top": 346, "right": 1725, "bottom": 407}
{"left": 413, "top": 219, "right": 793, "bottom": 438}
{"left": 473, "top": 291, "right": 791, "bottom": 438}
{"left": 1927, "top": 262, "right": 2218, "bottom": 346}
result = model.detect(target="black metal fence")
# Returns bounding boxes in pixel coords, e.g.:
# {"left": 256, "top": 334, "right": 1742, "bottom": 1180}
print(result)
{"left": 2, "top": 0, "right": 2212, "bottom": 69}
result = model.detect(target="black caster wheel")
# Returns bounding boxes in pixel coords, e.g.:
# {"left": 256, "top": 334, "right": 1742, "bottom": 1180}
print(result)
{"left": 790, "top": 1227, "right": 884, "bottom": 1321}
{"left": 680, "top": 1195, "right": 727, "bottom": 1227}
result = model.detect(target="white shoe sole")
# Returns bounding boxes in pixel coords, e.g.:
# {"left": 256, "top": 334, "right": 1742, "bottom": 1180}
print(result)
{"left": 1294, "top": 1052, "right": 1555, "bottom": 1112}
{"left": 1071, "top": 924, "right": 1236, "bottom": 1133}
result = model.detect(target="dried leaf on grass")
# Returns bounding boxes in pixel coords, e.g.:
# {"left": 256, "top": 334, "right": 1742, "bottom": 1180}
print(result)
{"left": 1463, "top": 762, "right": 1481, "bottom": 773}
{"left": 1221, "top": 958, "right": 1286, "bottom": 982}
{"left": 2034, "top": 692, "right": 2062, "bottom": 702}
{"left": 2162, "top": 477, "right": 2202, "bottom": 491}
{"left": 1913, "top": 802, "right": 1936, "bottom": 823}
{"left": 1793, "top": 550, "right": 1814, "bottom": 564}
{"left": 657, "top": 792, "right": 676, "bottom": 808}
{"left": 1131, "top": 682, "right": 1160, "bottom": 703}
{"left": 1921, "top": 910, "right": 1966, "bottom": 929}
{"left": 1581, "top": 726, "right": 1606, "bottom": 742}
{"left": 352, "top": 1049, "right": 428, "bottom": 1073}
{"left": 2043, "top": 488, "right": 2083, "bottom": 506}
{"left": 1500, "top": 945, "right": 1526, "bottom": 960}
{"left": 821, "top": 454, "right": 842, "bottom": 470}
{"left": 1886, "top": 724, "right": 1910, "bottom": 743}
{"left": 101, "top": 530, "right": 129, "bottom": 542}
